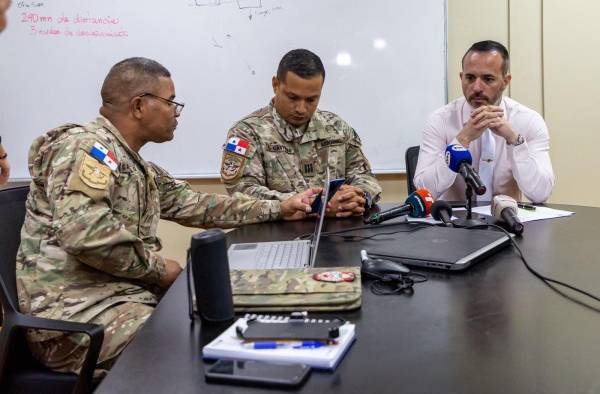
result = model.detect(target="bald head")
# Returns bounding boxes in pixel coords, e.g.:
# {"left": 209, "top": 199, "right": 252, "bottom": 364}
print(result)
{"left": 101, "top": 57, "right": 171, "bottom": 111}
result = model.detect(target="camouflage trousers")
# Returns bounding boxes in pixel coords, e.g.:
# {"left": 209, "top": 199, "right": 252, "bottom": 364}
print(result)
{"left": 28, "top": 302, "right": 154, "bottom": 378}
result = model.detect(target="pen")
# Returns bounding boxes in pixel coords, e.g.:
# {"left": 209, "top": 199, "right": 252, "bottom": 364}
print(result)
{"left": 517, "top": 203, "right": 536, "bottom": 211}
{"left": 242, "top": 341, "right": 329, "bottom": 349}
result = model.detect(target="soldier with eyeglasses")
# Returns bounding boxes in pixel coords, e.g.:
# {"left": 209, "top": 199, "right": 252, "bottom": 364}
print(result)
{"left": 16, "top": 57, "right": 319, "bottom": 378}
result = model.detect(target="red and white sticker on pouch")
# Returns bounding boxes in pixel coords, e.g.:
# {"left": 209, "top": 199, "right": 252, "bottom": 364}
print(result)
{"left": 312, "top": 271, "right": 356, "bottom": 283}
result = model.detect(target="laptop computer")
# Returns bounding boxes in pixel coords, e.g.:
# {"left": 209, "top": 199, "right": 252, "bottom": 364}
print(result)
{"left": 227, "top": 170, "right": 331, "bottom": 270}
{"left": 368, "top": 225, "right": 511, "bottom": 271}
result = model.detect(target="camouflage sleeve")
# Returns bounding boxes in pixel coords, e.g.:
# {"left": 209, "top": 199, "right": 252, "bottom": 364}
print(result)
{"left": 345, "top": 127, "right": 382, "bottom": 203}
{"left": 150, "top": 163, "right": 282, "bottom": 228}
{"left": 49, "top": 135, "right": 167, "bottom": 286}
{"left": 221, "top": 123, "right": 295, "bottom": 201}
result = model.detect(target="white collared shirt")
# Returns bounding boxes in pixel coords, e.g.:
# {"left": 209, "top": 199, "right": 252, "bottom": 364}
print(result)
{"left": 414, "top": 96, "right": 555, "bottom": 203}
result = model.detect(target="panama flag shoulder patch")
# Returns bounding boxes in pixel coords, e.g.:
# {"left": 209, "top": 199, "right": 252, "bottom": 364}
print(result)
{"left": 89, "top": 142, "right": 118, "bottom": 171}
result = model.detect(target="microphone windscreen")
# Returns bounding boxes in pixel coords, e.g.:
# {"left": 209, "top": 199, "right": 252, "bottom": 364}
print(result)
{"left": 445, "top": 144, "right": 473, "bottom": 172}
{"left": 431, "top": 200, "right": 452, "bottom": 221}
{"left": 406, "top": 188, "right": 434, "bottom": 217}
{"left": 491, "top": 195, "right": 519, "bottom": 218}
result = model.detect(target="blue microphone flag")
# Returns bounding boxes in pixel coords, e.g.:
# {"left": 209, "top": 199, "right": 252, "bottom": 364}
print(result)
{"left": 445, "top": 144, "right": 472, "bottom": 173}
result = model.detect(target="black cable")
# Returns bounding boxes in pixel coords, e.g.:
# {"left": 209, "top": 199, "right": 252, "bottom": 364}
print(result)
{"left": 363, "top": 267, "right": 428, "bottom": 295}
{"left": 466, "top": 223, "right": 600, "bottom": 304}
{"left": 186, "top": 248, "right": 196, "bottom": 321}
{"left": 297, "top": 221, "right": 434, "bottom": 241}
{"left": 368, "top": 272, "right": 428, "bottom": 295}
{"left": 302, "top": 217, "right": 600, "bottom": 303}
{"left": 329, "top": 226, "right": 430, "bottom": 242}
{"left": 370, "top": 279, "right": 415, "bottom": 295}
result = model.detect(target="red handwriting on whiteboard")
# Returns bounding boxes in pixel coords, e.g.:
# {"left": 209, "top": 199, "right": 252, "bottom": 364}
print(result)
{"left": 21, "top": 12, "right": 53, "bottom": 23}
{"left": 20, "top": 11, "right": 128, "bottom": 39}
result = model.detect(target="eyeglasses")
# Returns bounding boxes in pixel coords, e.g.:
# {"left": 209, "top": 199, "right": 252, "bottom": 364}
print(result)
{"left": 139, "top": 93, "right": 185, "bottom": 116}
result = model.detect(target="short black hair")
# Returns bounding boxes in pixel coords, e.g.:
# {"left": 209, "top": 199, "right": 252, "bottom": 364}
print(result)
{"left": 462, "top": 40, "right": 510, "bottom": 75}
{"left": 276, "top": 49, "right": 325, "bottom": 82}
{"left": 101, "top": 57, "right": 171, "bottom": 106}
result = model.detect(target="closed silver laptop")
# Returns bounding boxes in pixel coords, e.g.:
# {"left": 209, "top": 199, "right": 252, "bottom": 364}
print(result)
{"left": 369, "top": 225, "right": 511, "bottom": 271}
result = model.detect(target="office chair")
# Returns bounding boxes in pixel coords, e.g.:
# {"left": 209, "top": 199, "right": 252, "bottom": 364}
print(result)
{"left": 0, "top": 186, "right": 104, "bottom": 394}
{"left": 405, "top": 146, "right": 420, "bottom": 195}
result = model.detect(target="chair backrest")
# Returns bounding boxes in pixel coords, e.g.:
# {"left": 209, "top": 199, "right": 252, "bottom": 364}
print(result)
{"left": 405, "top": 146, "right": 420, "bottom": 195}
{"left": 0, "top": 186, "right": 29, "bottom": 313}
{"left": 0, "top": 185, "right": 102, "bottom": 394}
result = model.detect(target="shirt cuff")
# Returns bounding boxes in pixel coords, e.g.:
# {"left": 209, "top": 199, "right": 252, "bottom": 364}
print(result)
{"left": 277, "top": 192, "right": 296, "bottom": 202}
{"left": 266, "top": 200, "right": 283, "bottom": 221}
{"left": 148, "top": 253, "right": 168, "bottom": 286}
{"left": 450, "top": 137, "right": 462, "bottom": 147}
{"left": 364, "top": 192, "right": 373, "bottom": 208}
{"left": 507, "top": 140, "right": 530, "bottom": 163}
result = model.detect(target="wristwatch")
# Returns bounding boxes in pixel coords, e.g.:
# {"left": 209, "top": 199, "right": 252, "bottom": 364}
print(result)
{"left": 509, "top": 134, "right": 525, "bottom": 146}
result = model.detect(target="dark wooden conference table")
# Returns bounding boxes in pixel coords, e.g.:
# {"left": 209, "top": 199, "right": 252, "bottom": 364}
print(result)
{"left": 97, "top": 204, "right": 600, "bottom": 394}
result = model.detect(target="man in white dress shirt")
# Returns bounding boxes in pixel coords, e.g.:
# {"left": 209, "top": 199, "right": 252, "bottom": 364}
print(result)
{"left": 414, "top": 40, "right": 554, "bottom": 203}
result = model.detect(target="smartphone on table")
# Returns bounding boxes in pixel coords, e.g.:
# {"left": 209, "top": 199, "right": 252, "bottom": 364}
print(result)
{"left": 310, "top": 178, "right": 346, "bottom": 214}
{"left": 205, "top": 359, "right": 311, "bottom": 387}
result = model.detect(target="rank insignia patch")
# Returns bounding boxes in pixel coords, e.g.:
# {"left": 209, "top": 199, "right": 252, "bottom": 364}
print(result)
{"left": 221, "top": 151, "right": 247, "bottom": 181}
{"left": 79, "top": 153, "right": 111, "bottom": 189}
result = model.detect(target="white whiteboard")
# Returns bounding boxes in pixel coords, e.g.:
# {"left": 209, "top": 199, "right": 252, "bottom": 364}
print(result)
{"left": 1, "top": 0, "right": 447, "bottom": 179}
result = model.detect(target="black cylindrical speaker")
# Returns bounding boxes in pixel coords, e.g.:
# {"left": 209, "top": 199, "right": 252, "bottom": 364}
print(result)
{"left": 190, "top": 229, "right": 234, "bottom": 323}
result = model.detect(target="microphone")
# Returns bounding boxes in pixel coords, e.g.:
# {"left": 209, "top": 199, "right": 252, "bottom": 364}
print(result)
{"left": 491, "top": 195, "right": 524, "bottom": 235}
{"left": 365, "top": 188, "right": 433, "bottom": 225}
{"left": 431, "top": 200, "right": 453, "bottom": 227}
{"left": 445, "top": 144, "right": 487, "bottom": 195}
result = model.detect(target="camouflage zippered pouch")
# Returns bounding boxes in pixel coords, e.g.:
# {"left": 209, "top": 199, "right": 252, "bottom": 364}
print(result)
{"left": 230, "top": 267, "right": 361, "bottom": 312}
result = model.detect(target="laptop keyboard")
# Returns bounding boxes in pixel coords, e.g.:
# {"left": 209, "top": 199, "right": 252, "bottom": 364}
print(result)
{"left": 255, "top": 242, "right": 308, "bottom": 269}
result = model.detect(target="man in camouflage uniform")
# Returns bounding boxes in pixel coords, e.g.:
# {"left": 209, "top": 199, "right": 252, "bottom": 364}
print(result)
{"left": 221, "top": 49, "right": 382, "bottom": 218}
{"left": 16, "top": 57, "right": 318, "bottom": 377}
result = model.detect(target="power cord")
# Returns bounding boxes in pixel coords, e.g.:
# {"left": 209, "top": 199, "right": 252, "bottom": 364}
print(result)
{"left": 297, "top": 218, "right": 600, "bottom": 303}
{"left": 325, "top": 220, "right": 600, "bottom": 302}
{"left": 297, "top": 221, "right": 433, "bottom": 242}
{"left": 368, "top": 272, "right": 428, "bottom": 295}
{"left": 466, "top": 223, "right": 600, "bottom": 304}
{"left": 360, "top": 249, "right": 429, "bottom": 296}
